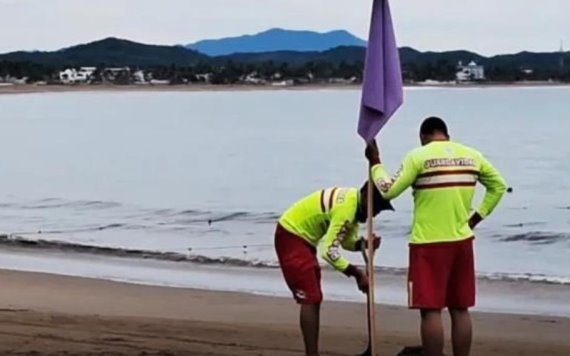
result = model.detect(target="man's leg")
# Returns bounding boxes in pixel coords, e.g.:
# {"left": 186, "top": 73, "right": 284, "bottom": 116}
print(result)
{"left": 300, "top": 303, "right": 321, "bottom": 356}
{"left": 274, "top": 225, "right": 323, "bottom": 356}
{"left": 447, "top": 238, "right": 476, "bottom": 356}
{"left": 409, "top": 243, "right": 449, "bottom": 356}
{"left": 449, "top": 308, "right": 472, "bottom": 356}
{"left": 298, "top": 266, "right": 323, "bottom": 355}
{"left": 420, "top": 309, "right": 444, "bottom": 356}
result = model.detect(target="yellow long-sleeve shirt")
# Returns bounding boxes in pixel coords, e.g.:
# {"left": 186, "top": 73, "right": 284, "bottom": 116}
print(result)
{"left": 278, "top": 187, "right": 360, "bottom": 272}
{"left": 372, "top": 141, "right": 507, "bottom": 244}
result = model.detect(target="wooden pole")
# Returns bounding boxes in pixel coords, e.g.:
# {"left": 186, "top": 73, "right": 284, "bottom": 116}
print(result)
{"left": 366, "top": 168, "right": 377, "bottom": 355}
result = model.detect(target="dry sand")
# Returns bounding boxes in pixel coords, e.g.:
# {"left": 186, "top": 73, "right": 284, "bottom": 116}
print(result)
{"left": 0, "top": 269, "right": 568, "bottom": 355}
{"left": 0, "top": 82, "right": 568, "bottom": 96}
{"left": 0, "top": 83, "right": 357, "bottom": 95}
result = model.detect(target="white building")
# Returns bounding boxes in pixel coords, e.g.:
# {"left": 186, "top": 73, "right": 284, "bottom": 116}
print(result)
{"left": 59, "top": 67, "right": 96, "bottom": 84}
{"left": 149, "top": 79, "right": 170, "bottom": 85}
{"left": 195, "top": 73, "right": 213, "bottom": 83}
{"left": 0, "top": 75, "right": 28, "bottom": 86}
{"left": 456, "top": 61, "right": 485, "bottom": 82}
{"left": 271, "top": 79, "right": 294, "bottom": 87}
{"left": 101, "top": 67, "right": 131, "bottom": 82}
{"left": 242, "top": 72, "right": 265, "bottom": 84}
{"left": 0, "top": 75, "right": 28, "bottom": 84}
{"left": 133, "top": 70, "right": 148, "bottom": 84}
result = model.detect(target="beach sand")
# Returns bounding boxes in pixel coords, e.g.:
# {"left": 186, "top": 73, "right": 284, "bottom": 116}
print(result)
{"left": 1, "top": 82, "right": 569, "bottom": 95}
{"left": 0, "top": 83, "right": 358, "bottom": 95}
{"left": 0, "top": 269, "right": 568, "bottom": 355}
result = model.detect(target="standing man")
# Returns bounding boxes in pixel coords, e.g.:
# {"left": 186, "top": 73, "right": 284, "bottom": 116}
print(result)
{"left": 275, "top": 182, "right": 392, "bottom": 356}
{"left": 365, "top": 117, "right": 507, "bottom": 356}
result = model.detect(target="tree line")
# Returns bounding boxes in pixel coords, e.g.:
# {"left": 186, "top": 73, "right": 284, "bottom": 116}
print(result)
{"left": 1, "top": 59, "right": 569, "bottom": 84}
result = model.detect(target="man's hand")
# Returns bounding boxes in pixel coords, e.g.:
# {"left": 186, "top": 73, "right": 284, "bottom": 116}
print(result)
{"left": 365, "top": 140, "right": 381, "bottom": 166}
{"left": 357, "top": 235, "right": 382, "bottom": 252}
{"left": 468, "top": 212, "right": 483, "bottom": 229}
{"left": 343, "top": 265, "right": 369, "bottom": 294}
{"left": 355, "top": 269, "right": 369, "bottom": 294}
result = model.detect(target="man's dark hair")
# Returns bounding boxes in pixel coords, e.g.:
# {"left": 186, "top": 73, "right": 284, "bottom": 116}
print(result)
{"left": 359, "top": 181, "right": 394, "bottom": 215}
{"left": 420, "top": 116, "right": 449, "bottom": 137}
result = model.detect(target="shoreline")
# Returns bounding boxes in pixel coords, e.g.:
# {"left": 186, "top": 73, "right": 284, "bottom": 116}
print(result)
{"left": 2, "top": 233, "right": 569, "bottom": 287}
{"left": 0, "top": 268, "right": 568, "bottom": 355}
{"left": 0, "top": 246, "right": 569, "bottom": 319}
{"left": 1, "top": 81, "right": 569, "bottom": 95}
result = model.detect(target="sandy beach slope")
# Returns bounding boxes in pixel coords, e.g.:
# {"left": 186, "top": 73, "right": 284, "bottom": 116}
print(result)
{"left": 0, "top": 269, "right": 568, "bottom": 355}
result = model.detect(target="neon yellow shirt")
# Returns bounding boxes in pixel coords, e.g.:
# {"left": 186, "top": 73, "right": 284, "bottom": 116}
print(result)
{"left": 278, "top": 187, "right": 360, "bottom": 272}
{"left": 371, "top": 141, "right": 507, "bottom": 244}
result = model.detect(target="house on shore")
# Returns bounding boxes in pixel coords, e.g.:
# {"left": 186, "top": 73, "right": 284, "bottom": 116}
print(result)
{"left": 101, "top": 67, "right": 131, "bottom": 84}
{"left": 456, "top": 61, "right": 485, "bottom": 82}
{"left": 59, "top": 67, "right": 96, "bottom": 84}
{"left": 0, "top": 75, "right": 29, "bottom": 84}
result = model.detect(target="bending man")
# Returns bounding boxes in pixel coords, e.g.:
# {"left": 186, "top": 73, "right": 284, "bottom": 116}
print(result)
{"left": 275, "top": 182, "right": 392, "bottom": 356}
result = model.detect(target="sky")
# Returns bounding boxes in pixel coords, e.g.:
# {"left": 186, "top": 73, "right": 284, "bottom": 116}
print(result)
{"left": 0, "top": 0, "right": 568, "bottom": 56}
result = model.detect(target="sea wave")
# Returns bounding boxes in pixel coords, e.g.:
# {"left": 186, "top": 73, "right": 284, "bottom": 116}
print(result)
{"left": 0, "top": 234, "right": 568, "bottom": 286}
{"left": 1, "top": 197, "right": 566, "bottom": 238}
{"left": 503, "top": 221, "right": 546, "bottom": 228}
{"left": 18, "top": 199, "right": 123, "bottom": 210}
{"left": 499, "top": 232, "right": 570, "bottom": 245}
{"left": 10, "top": 223, "right": 128, "bottom": 236}
{"left": 0, "top": 234, "right": 277, "bottom": 267}
{"left": 1, "top": 197, "right": 280, "bottom": 226}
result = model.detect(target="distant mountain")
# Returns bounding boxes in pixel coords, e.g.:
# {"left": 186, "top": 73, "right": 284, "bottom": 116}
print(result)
{"left": 486, "top": 51, "right": 566, "bottom": 70}
{"left": 217, "top": 46, "right": 366, "bottom": 66}
{"left": 220, "top": 46, "right": 487, "bottom": 68}
{"left": 0, "top": 37, "right": 207, "bottom": 67}
{"left": 187, "top": 28, "right": 366, "bottom": 56}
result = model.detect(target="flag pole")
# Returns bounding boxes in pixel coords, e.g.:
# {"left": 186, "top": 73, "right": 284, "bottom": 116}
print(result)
{"left": 366, "top": 166, "right": 377, "bottom": 355}
{"left": 357, "top": 0, "right": 403, "bottom": 352}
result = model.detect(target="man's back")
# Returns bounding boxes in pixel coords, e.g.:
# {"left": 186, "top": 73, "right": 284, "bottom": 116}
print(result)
{"left": 367, "top": 117, "right": 508, "bottom": 356}
{"left": 279, "top": 187, "right": 357, "bottom": 244}
{"left": 278, "top": 187, "right": 361, "bottom": 271}
{"left": 373, "top": 140, "right": 507, "bottom": 244}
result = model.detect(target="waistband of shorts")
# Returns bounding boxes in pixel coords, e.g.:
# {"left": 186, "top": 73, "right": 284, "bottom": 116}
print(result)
{"left": 276, "top": 223, "right": 317, "bottom": 252}
{"left": 408, "top": 236, "right": 474, "bottom": 248}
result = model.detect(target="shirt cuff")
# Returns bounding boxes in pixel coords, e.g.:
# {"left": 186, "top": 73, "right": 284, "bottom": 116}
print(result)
{"left": 475, "top": 209, "right": 487, "bottom": 219}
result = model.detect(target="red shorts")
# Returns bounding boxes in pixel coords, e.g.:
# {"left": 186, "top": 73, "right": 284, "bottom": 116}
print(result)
{"left": 274, "top": 224, "right": 322, "bottom": 304}
{"left": 408, "top": 237, "right": 475, "bottom": 310}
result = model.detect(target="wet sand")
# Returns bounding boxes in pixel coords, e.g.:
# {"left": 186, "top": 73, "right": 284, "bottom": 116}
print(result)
{"left": 0, "top": 269, "right": 568, "bottom": 355}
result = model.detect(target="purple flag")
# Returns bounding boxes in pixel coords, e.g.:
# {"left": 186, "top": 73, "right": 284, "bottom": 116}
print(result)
{"left": 358, "top": 0, "right": 403, "bottom": 143}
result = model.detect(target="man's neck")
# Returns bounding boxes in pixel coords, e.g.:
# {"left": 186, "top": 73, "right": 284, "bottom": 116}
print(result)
{"left": 427, "top": 134, "right": 449, "bottom": 144}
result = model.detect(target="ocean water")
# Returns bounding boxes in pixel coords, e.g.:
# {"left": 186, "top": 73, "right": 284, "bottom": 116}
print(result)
{"left": 0, "top": 87, "right": 569, "bottom": 289}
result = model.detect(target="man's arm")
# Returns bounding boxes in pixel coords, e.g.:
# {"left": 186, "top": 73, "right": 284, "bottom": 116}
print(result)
{"left": 320, "top": 216, "right": 357, "bottom": 273}
{"left": 366, "top": 141, "right": 419, "bottom": 200}
{"left": 338, "top": 223, "right": 360, "bottom": 251}
{"left": 336, "top": 224, "right": 381, "bottom": 252}
{"left": 471, "top": 154, "right": 507, "bottom": 227}
{"left": 320, "top": 213, "right": 368, "bottom": 293}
